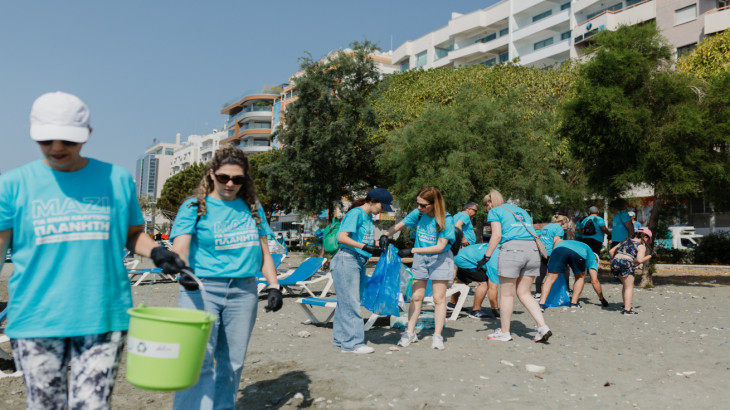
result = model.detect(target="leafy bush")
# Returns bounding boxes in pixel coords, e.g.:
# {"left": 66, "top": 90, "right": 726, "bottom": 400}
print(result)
{"left": 693, "top": 232, "right": 730, "bottom": 265}
{"left": 655, "top": 248, "right": 694, "bottom": 264}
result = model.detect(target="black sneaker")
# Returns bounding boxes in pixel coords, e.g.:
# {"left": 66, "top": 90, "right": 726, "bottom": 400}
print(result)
{"left": 468, "top": 309, "right": 489, "bottom": 319}
{"left": 600, "top": 298, "right": 609, "bottom": 307}
{"left": 621, "top": 308, "right": 638, "bottom": 315}
{"left": 570, "top": 303, "right": 582, "bottom": 309}
{"left": 446, "top": 302, "right": 456, "bottom": 311}
{"left": 491, "top": 308, "right": 500, "bottom": 318}
{"left": 539, "top": 304, "right": 546, "bottom": 312}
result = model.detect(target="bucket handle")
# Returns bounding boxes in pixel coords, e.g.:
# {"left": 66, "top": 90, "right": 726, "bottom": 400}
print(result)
{"left": 141, "top": 267, "right": 209, "bottom": 316}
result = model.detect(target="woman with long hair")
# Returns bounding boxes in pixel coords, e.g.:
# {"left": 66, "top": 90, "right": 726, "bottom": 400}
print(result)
{"left": 170, "top": 146, "right": 283, "bottom": 409}
{"left": 385, "top": 186, "right": 456, "bottom": 350}
{"left": 331, "top": 188, "right": 394, "bottom": 354}
{"left": 609, "top": 228, "right": 653, "bottom": 315}
{"left": 482, "top": 189, "right": 551, "bottom": 343}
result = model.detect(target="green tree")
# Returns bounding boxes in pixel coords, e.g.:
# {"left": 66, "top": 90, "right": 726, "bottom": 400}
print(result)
{"left": 265, "top": 41, "right": 382, "bottom": 215}
{"left": 248, "top": 149, "right": 284, "bottom": 217}
{"left": 157, "top": 162, "right": 207, "bottom": 215}
{"left": 676, "top": 29, "right": 730, "bottom": 80}
{"left": 560, "top": 24, "right": 728, "bottom": 286}
{"left": 378, "top": 88, "right": 583, "bottom": 222}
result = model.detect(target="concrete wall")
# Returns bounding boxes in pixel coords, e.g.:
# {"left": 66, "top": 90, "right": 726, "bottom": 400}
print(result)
{"left": 656, "top": 0, "right": 716, "bottom": 50}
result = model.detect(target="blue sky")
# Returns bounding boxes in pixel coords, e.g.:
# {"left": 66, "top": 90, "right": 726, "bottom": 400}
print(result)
{"left": 0, "top": 0, "right": 498, "bottom": 176}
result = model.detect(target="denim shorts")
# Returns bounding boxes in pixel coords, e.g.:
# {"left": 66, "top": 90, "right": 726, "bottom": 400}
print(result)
{"left": 611, "top": 258, "right": 635, "bottom": 277}
{"left": 497, "top": 240, "right": 540, "bottom": 278}
{"left": 547, "top": 247, "right": 586, "bottom": 275}
{"left": 411, "top": 251, "right": 454, "bottom": 281}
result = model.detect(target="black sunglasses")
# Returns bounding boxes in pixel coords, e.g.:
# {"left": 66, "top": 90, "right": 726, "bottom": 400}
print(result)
{"left": 213, "top": 172, "right": 245, "bottom": 185}
{"left": 417, "top": 202, "right": 432, "bottom": 209}
{"left": 37, "top": 140, "right": 79, "bottom": 147}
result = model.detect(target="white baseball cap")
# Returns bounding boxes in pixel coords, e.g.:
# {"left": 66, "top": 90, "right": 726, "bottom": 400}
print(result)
{"left": 30, "top": 91, "right": 90, "bottom": 143}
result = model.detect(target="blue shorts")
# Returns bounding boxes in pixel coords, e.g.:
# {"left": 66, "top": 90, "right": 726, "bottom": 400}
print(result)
{"left": 547, "top": 247, "right": 587, "bottom": 275}
{"left": 411, "top": 251, "right": 454, "bottom": 281}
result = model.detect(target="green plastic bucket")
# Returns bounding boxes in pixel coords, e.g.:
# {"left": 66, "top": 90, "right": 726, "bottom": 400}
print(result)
{"left": 126, "top": 306, "right": 215, "bottom": 391}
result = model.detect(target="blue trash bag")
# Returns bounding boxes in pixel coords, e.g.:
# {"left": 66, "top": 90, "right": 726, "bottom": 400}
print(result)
{"left": 361, "top": 244, "right": 401, "bottom": 316}
{"left": 544, "top": 272, "right": 571, "bottom": 307}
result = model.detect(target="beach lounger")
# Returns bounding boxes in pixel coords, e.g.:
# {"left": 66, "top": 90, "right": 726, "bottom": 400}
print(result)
{"left": 258, "top": 257, "right": 331, "bottom": 297}
{"left": 127, "top": 267, "right": 176, "bottom": 286}
{"left": 295, "top": 297, "right": 380, "bottom": 331}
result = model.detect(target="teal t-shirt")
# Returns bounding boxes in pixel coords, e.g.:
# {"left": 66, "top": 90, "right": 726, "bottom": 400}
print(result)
{"left": 539, "top": 223, "right": 565, "bottom": 257}
{"left": 453, "top": 243, "right": 499, "bottom": 283}
{"left": 453, "top": 211, "right": 476, "bottom": 245}
{"left": 554, "top": 240, "right": 598, "bottom": 272}
{"left": 575, "top": 218, "right": 584, "bottom": 240}
{"left": 402, "top": 209, "right": 456, "bottom": 253}
{"left": 171, "top": 196, "right": 272, "bottom": 278}
{"left": 611, "top": 211, "right": 632, "bottom": 242}
{"left": 338, "top": 207, "right": 375, "bottom": 258}
{"left": 0, "top": 159, "right": 143, "bottom": 338}
{"left": 583, "top": 215, "right": 607, "bottom": 242}
{"left": 486, "top": 204, "right": 537, "bottom": 244}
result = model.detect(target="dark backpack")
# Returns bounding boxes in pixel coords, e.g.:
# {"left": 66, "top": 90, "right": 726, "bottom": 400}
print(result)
{"left": 583, "top": 217, "right": 597, "bottom": 236}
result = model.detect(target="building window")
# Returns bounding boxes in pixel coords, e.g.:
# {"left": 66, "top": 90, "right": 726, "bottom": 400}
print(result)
{"left": 478, "top": 32, "right": 497, "bottom": 43}
{"left": 415, "top": 51, "right": 428, "bottom": 67}
{"left": 533, "top": 9, "right": 553, "bottom": 22}
{"left": 561, "top": 30, "right": 571, "bottom": 40}
{"left": 482, "top": 57, "right": 497, "bottom": 66}
{"left": 534, "top": 37, "right": 554, "bottom": 50}
{"left": 435, "top": 44, "right": 453, "bottom": 60}
{"left": 499, "top": 27, "right": 509, "bottom": 37}
{"left": 499, "top": 51, "right": 509, "bottom": 62}
{"left": 165, "top": 148, "right": 174, "bottom": 155}
{"left": 675, "top": 4, "right": 697, "bottom": 25}
{"left": 560, "top": 2, "right": 570, "bottom": 10}
{"left": 677, "top": 43, "right": 697, "bottom": 57}
{"left": 587, "top": 3, "right": 622, "bottom": 20}
{"left": 400, "top": 60, "right": 410, "bottom": 71}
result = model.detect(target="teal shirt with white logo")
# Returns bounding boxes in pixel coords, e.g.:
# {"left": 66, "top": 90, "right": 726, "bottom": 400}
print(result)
{"left": 453, "top": 211, "right": 476, "bottom": 245}
{"left": 171, "top": 196, "right": 272, "bottom": 278}
{"left": 402, "top": 209, "right": 456, "bottom": 253}
{"left": 0, "top": 159, "right": 143, "bottom": 338}
{"left": 487, "top": 204, "right": 537, "bottom": 244}
{"left": 339, "top": 207, "right": 375, "bottom": 258}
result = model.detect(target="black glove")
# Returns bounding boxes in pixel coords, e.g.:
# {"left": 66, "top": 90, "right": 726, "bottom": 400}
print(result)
{"left": 265, "top": 286, "right": 283, "bottom": 312}
{"left": 378, "top": 235, "right": 389, "bottom": 251}
{"left": 476, "top": 255, "right": 490, "bottom": 274}
{"left": 362, "top": 244, "right": 382, "bottom": 256}
{"left": 397, "top": 248, "right": 413, "bottom": 258}
{"left": 178, "top": 267, "right": 200, "bottom": 291}
{"left": 150, "top": 246, "right": 186, "bottom": 275}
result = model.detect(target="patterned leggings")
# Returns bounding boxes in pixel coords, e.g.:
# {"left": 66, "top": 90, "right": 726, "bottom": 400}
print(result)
{"left": 11, "top": 331, "right": 126, "bottom": 410}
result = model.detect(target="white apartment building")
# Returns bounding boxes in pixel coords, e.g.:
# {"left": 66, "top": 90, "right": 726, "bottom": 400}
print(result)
{"left": 135, "top": 141, "right": 178, "bottom": 199}
{"left": 393, "top": 0, "right": 730, "bottom": 70}
{"left": 170, "top": 130, "right": 226, "bottom": 175}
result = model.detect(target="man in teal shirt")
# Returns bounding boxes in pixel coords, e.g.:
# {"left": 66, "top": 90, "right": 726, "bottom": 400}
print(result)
{"left": 453, "top": 202, "right": 478, "bottom": 246}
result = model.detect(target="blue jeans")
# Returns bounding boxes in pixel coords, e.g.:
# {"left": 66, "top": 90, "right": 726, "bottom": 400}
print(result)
{"left": 331, "top": 248, "right": 368, "bottom": 351}
{"left": 173, "top": 277, "right": 258, "bottom": 410}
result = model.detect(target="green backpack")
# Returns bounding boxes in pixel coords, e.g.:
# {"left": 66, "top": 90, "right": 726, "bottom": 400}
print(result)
{"left": 323, "top": 218, "right": 341, "bottom": 254}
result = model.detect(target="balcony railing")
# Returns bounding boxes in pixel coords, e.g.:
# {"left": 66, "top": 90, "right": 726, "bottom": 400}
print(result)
{"left": 225, "top": 106, "right": 273, "bottom": 127}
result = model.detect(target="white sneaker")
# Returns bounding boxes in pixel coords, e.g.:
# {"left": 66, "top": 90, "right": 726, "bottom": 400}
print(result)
{"left": 397, "top": 331, "right": 418, "bottom": 347}
{"left": 534, "top": 326, "right": 552, "bottom": 343}
{"left": 343, "top": 345, "right": 374, "bottom": 354}
{"left": 431, "top": 334, "right": 445, "bottom": 350}
{"left": 487, "top": 328, "right": 512, "bottom": 341}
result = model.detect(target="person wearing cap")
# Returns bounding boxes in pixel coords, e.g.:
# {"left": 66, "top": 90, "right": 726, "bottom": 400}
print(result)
{"left": 578, "top": 206, "right": 611, "bottom": 254}
{"left": 610, "top": 198, "right": 635, "bottom": 248}
{"left": 609, "top": 228, "right": 653, "bottom": 315}
{"left": 384, "top": 186, "right": 456, "bottom": 350}
{"left": 0, "top": 91, "right": 189, "bottom": 409}
{"left": 539, "top": 239, "right": 609, "bottom": 310}
{"left": 629, "top": 211, "right": 641, "bottom": 231}
{"left": 330, "top": 188, "right": 393, "bottom": 354}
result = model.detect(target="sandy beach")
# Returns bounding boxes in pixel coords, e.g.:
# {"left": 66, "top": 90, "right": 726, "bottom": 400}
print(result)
{"left": 2, "top": 253, "right": 729, "bottom": 409}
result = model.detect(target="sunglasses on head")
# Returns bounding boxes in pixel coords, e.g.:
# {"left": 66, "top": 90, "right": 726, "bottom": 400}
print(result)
{"left": 37, "top": 140, "right": 79, "bottom": 147}
{"left": 213, "top": 172, "right": 245, "bottom": 185}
